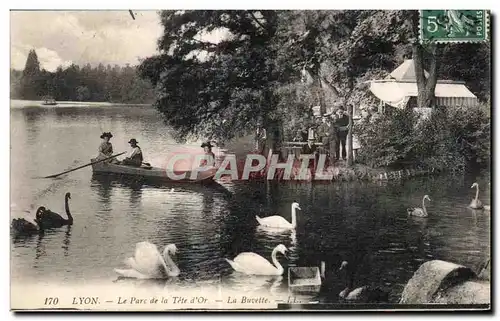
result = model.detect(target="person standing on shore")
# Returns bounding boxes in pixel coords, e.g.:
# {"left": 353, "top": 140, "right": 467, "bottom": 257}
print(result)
{"left": 301, "top": 138, "right": 318, "bottom": 172}
{"left": 318, "top": 114, "right": 334, "bottom": 163}
{"left": 335, "top": 106, "right": 350, "bottom": 161}
{"left": 255, "top": 123, "right": 267, "bottom": 155}
{"left": 329, "top": 113, "right": 339, "bottom": 163}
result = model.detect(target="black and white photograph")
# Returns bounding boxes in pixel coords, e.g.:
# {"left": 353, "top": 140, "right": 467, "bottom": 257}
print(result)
{"left": 8, "top": 5, "right": 491, "bottom": 312}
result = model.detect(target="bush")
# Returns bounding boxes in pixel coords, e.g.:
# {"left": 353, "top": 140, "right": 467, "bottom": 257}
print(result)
{"left": 354, "top": 105, "right": 491, "bottom": 171}
{"left": 410, "top": 108, "right": 466, "bottom": 170}
{"left": 355, "top": 108, "right": 417, "bottom": 168}
{"left": 446, "top": 104, "right": 491, "bottom": 170}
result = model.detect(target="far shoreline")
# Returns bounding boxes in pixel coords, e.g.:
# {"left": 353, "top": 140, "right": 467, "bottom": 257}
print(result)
{"left": 10, "top": 99, "right": 153, "bottom": 108}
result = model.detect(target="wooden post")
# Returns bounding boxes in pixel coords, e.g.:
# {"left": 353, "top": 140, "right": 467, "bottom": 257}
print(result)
{"left": 347, "top": 103, "right": 354, "bottom": 166}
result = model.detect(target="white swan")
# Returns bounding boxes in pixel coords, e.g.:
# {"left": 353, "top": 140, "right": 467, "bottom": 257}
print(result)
{"left": 114, "top": 242, "right": 180, "bottom": 279}
{"left": 256, "top": 202, "right": 301, "bottom": 229}
{"left": 469, "top": 182, "right": 484, "bottom": 209}
{"left": 225, "top": 244, "right": 288, "bottom": 275}
{"left": 407, "top": 195, "right": 431, "bottom": 217}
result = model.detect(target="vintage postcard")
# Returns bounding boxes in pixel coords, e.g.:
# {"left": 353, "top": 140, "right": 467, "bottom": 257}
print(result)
{"left": 10, "top": 9, "right": 491, "bottom": 312}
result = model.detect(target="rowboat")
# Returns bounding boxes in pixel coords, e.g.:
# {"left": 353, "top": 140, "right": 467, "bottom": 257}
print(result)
{"left": 90, "top": 159, "right": 217, "bottom": 183}
{"left": 41, "top": 98, "right": 57, "bottom": 106}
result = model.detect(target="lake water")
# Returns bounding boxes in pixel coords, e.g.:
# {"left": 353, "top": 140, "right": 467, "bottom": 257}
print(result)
{"left": 10, "top": 102, "right": 491, "bottom": 305}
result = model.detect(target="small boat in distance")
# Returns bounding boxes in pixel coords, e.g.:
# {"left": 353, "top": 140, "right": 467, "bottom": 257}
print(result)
{"left": 90, "top": 159, "right": 217, "bottom": 183}
{"left": 41, "top": 97, "right": 57, "bottom": 106}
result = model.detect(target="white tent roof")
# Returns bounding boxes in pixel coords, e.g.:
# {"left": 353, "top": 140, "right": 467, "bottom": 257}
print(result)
{"left": 388, "top": 59, "right": 430, "bottom": 81}
{"left": 369, "top": 81, "right": 477, "bottom": 108}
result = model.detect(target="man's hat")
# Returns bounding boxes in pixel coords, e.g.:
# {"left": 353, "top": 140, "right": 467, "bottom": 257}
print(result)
{"left": 201, "top": 142, "right": 213, "bottom": 148}
{"left": 100, "top": 132, "right": 113, "bottom": 139}
{"left": 128, "top": 138, "right": 138, "bottom": 144}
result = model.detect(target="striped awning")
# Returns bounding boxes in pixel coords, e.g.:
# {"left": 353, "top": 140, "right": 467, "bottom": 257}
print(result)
{"left": 369, "top": 81, "right": 478, "bottom": 108}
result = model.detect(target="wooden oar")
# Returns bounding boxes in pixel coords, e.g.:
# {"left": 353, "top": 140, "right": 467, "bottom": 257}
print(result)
{"left": 40, "top": 152, "right": 126, "bottom": 179}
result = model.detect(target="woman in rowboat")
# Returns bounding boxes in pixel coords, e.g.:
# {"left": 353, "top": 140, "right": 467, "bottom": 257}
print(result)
{"left": 97, "top": 132, "right": 119, "bottom": 163}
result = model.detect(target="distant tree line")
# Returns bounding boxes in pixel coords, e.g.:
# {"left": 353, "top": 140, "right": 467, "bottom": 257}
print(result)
{"left": 11, "top": 49, "right": 155, "bottom": 104}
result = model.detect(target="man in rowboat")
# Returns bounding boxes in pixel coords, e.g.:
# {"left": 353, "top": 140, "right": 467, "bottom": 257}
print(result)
{"left": 121, "top": 138, "right": 143, "bottom": 167}
{"left": 96, "top": 132, "right": 119, "bottom": 163}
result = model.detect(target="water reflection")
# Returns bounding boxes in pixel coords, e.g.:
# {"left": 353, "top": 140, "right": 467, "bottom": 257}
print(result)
{"left": 34, "top": 233, "right": 46, "bottom": 267}
{"left": 254, "top": 227, "right": 298, "bottom": 264}
{"left": 62, "top": 226, "right": 72, "bottom": 257}
{"left": 224, "top": 274, "right": 284, "bottom": 297}
{"left": 92, "top": 174, "right": 113, "bottom": 205}
{"left": 128, "top": 182, "right": 144, "bottom": 209}
{"left": 113, "top": 276, "right": 167, "bottom": 291}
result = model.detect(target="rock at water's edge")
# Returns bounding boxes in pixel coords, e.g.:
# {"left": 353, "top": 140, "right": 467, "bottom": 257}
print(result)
{"left": 400, "top": 260, "right": 489, "bottom": 304}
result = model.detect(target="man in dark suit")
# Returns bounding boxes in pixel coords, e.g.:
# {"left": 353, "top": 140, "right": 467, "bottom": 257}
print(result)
{"left": 301, "top": 138, "right": 318, "bottom": 171}
{"left": 334, "top": 106, "right": 350, "bottom": 161}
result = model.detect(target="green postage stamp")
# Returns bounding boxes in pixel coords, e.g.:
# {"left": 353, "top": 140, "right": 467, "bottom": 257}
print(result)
{"left": 420, "top": 10, "right": 489, "bottom": 43}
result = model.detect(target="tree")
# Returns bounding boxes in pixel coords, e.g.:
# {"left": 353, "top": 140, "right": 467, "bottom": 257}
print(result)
{"left": 408, "top": 11, "right": 439, "bottom": 108}
{"left": 139, "top": 10, "right": 295, "bottom": 152}
{"left": 10, "top": 69, "right": 23, "bottom": 98}
{"left": 20, "top": 49, "right": 41, "bottom": 99}
{"left": 76, "top": 85, "right": 91, "bottom": 101}
{"left": 439, "top": 42, "right": 490, "bottom": 102}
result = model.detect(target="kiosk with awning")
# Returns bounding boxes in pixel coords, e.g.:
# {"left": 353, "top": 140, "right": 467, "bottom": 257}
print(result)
{"left": 368, "top": 60, "right": 478, "bottom": 110}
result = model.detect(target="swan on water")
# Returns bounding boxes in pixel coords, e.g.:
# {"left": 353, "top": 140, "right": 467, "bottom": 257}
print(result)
{"left": 256, "top": 202, "right": 301, "bottom": 229}
{"left": 114, "top": 242, "right": 180, "bottom": 279}
{"left": 332, "top": 261, "right": 389, "bottom": 303}
{"left": 469, "top": 182, "right": 484, "bottom": 209}
{"left": 36, "top": 192, "right": 73, "bottom": 229}
{"left": 407, "top": 195, "right": 431, "bottom": 217}
{"left": 11, "top": 207, "right": 46, "bottom": 234}
{"left": 225, "top": 244, "right": 288, "bottom": 276}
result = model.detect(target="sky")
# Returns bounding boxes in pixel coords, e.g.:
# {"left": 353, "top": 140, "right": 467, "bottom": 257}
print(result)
{"left": 10, "top": 10, "right": 164, "bottom": 71}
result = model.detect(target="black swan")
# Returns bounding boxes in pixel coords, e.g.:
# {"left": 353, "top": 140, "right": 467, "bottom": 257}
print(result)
{"left": 37, "top": 192, "right": 73, "bottom": 229}
{"left": 11, "top": 207, "right": 45, "bottom": 234}
{"left": 321, "top": 260, "right": 389, "bottom": 303}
